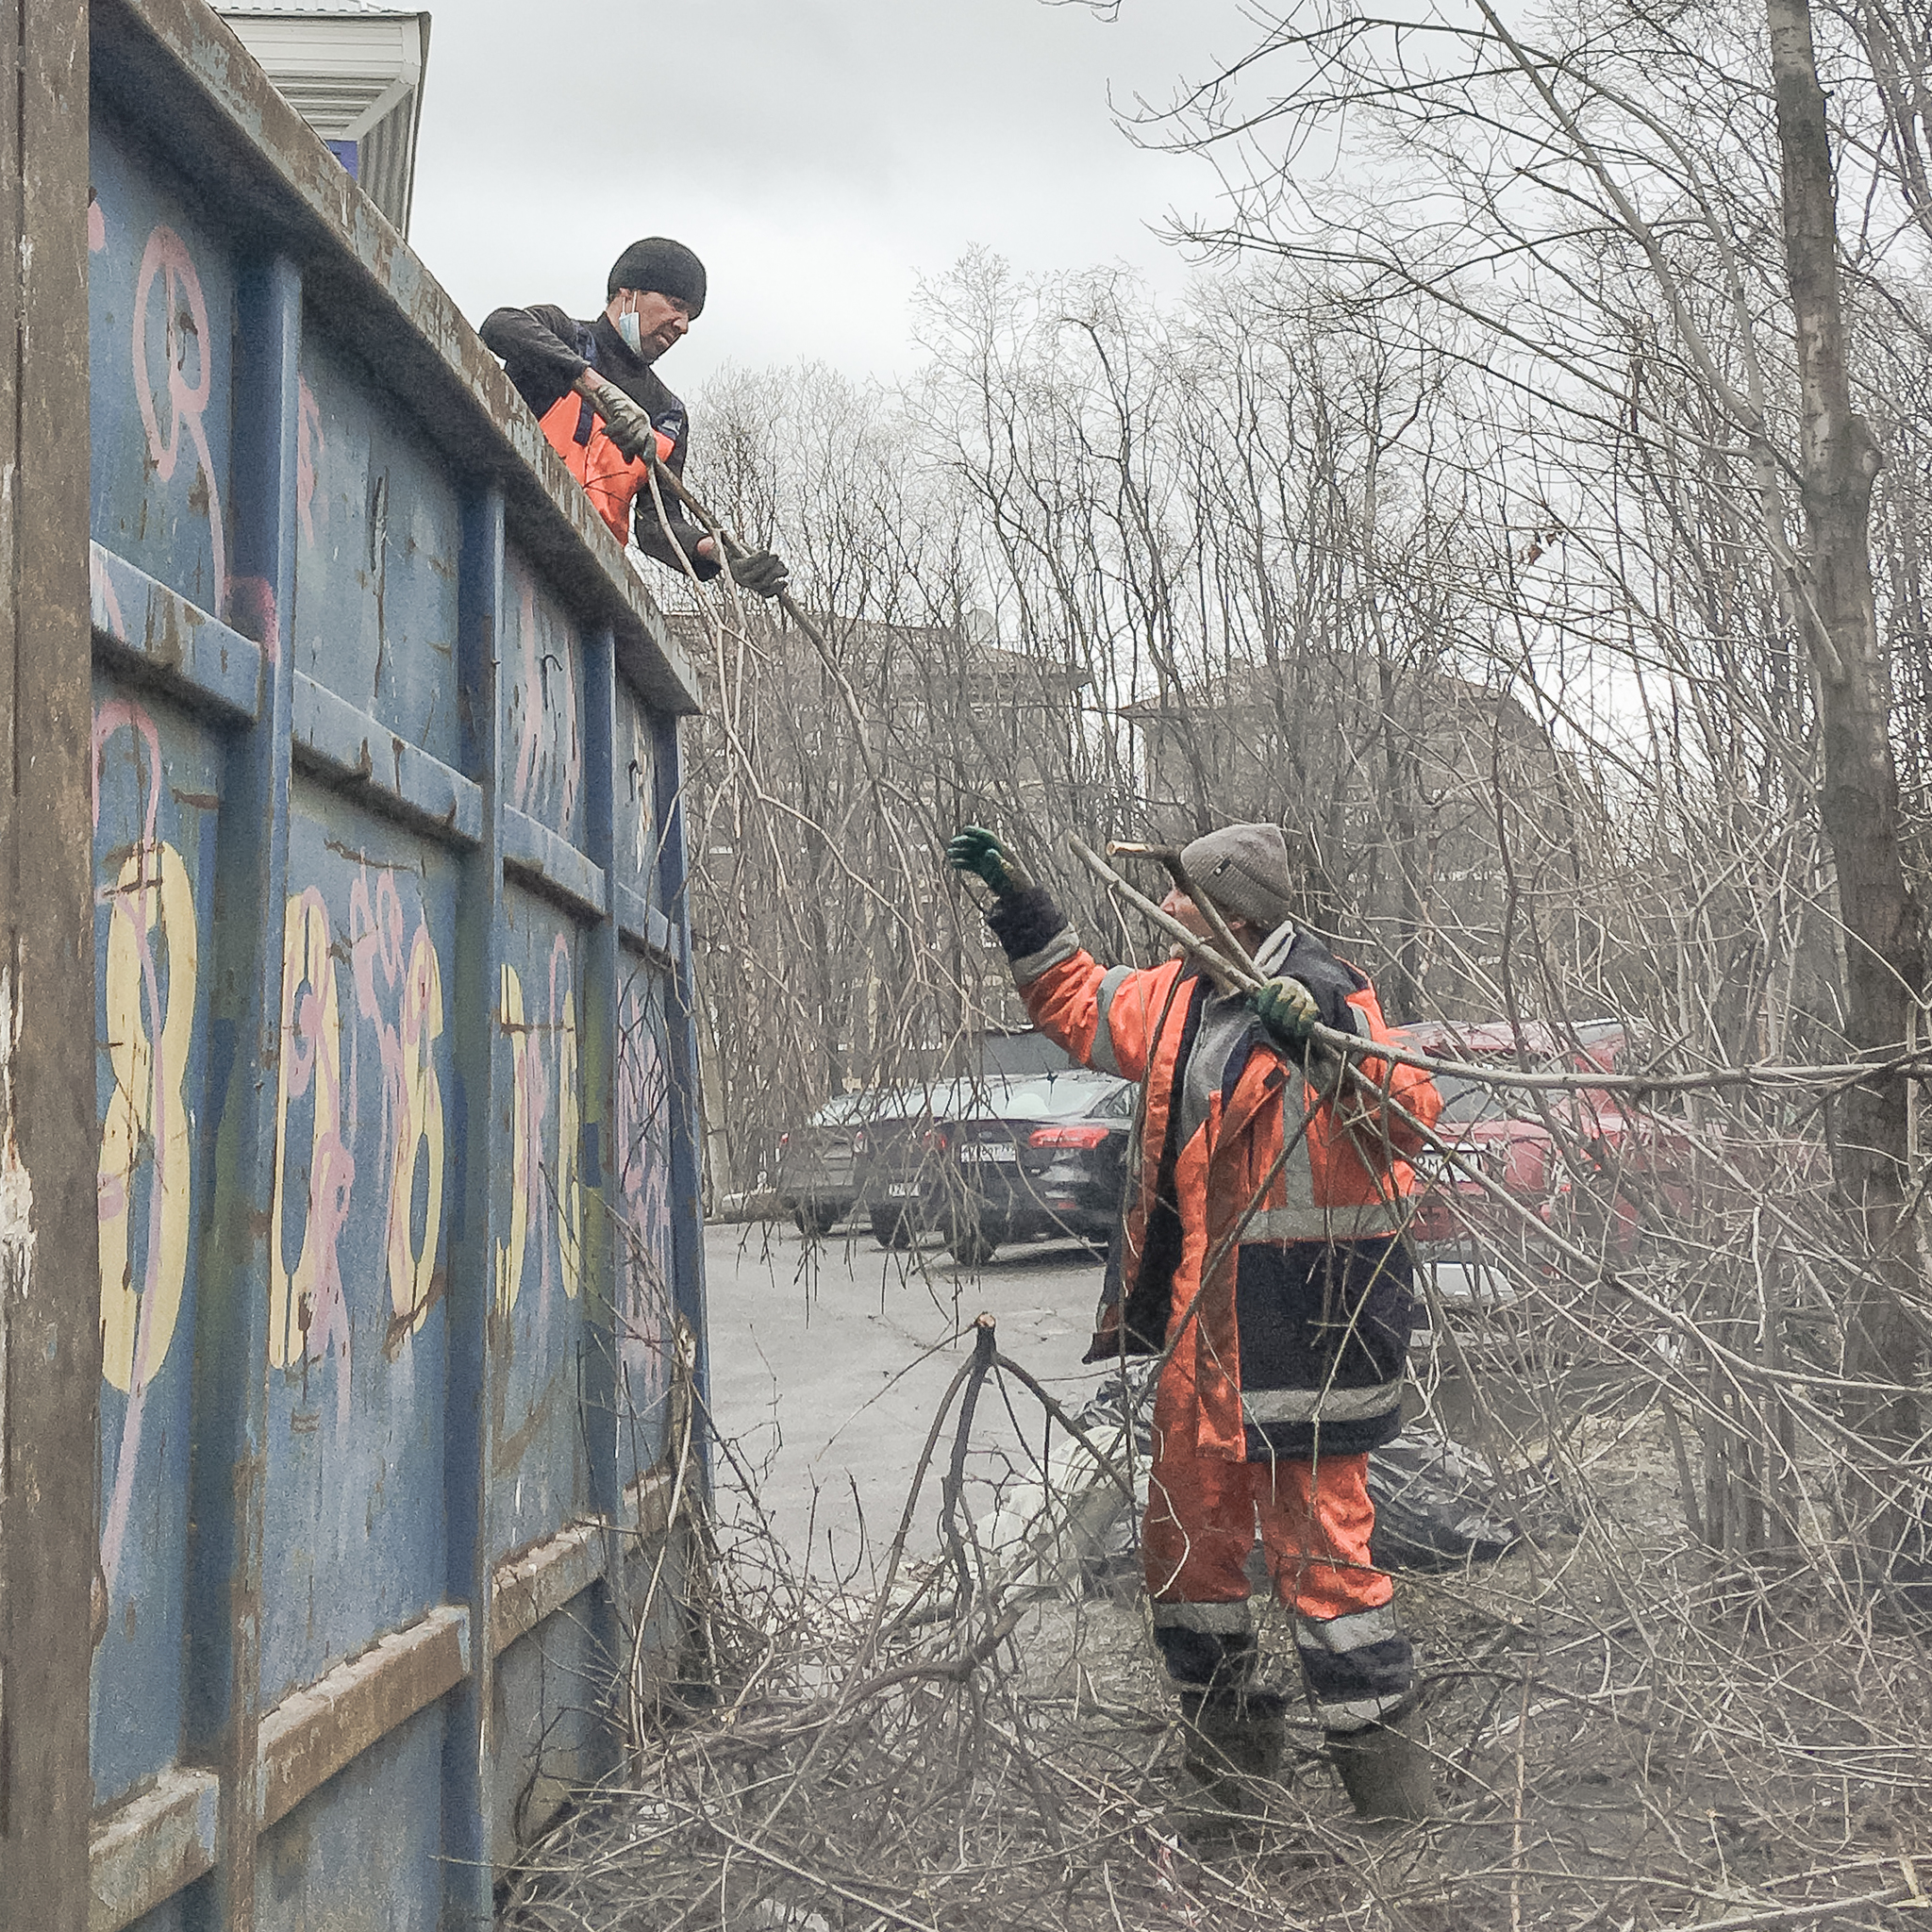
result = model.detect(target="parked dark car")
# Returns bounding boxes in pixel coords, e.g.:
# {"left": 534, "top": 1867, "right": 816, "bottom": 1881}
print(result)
{"left": 874, "top": 1070, "right": 1134, "bottom": 1265}
{"left": 800, "top": 1030, "right": 1082, "bottom": 1251}
{"left": 861, "top": 1076, "right": 976, "bottom": 1249}
{"left": 775, "top": 1094, "right": 872, "bottom": 1236}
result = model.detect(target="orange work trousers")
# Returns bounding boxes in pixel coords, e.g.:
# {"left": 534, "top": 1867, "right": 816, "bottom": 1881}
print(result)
{"left": 1141, "top": 1375, "right": 1414, "bottom": 1731}
{"left": 1143, "top": 1427, "right": 1389, "bottom": 1621}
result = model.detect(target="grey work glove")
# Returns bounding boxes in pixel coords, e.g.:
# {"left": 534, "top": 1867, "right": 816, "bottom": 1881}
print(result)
{"left": 727, "top": 549, "right": 790, "bottom": 600}
{"left": 946, "top": 824, "right": 1031, "bottom": 897}
{"left": 1251, "top": 975, "right": 1321, "bottom": 1048}
{"left": 591, "top": 379, "right": 660, "bottom": 464}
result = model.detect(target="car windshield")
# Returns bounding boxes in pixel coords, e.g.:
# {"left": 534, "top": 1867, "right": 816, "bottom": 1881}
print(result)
{"left": 973, "top": 1031, "right": 1074, "bottom": 1078}
{"left": 960, "top": 1072, "right": 1124, "bottom": 1122}
{"left": 1435, "top": 1074, "right": 1515, "bottom": 1124}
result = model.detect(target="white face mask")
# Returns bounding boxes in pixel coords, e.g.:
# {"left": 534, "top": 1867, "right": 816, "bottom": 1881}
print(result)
{"left": 616, "top": 297, "right": 644, "bottom": 356}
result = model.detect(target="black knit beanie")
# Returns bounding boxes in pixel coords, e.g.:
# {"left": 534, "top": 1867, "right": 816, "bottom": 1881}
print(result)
{"left": 607, "top": 238, "right": 708, "bottom": 316}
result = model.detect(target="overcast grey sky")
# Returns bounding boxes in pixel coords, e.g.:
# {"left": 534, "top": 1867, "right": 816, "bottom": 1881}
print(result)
{"left": 409, "top": 0, "right": 1256, "bottom": 386}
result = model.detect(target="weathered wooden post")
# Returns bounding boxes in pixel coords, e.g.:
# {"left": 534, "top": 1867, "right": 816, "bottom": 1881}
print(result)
{"left": 0, "top": 0, "right": 103, "bottom": 1923}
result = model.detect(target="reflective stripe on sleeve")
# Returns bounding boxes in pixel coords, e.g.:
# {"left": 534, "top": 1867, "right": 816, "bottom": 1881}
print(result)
{"left": 1088, "top": 964, "right": 1134, "bottom": 1075}
{"left": 1009, "top": 927, "right": 1079, "bottom": 986}
{"left": 1149, "top": 1598, "right": 1255, "bottom": 1635}
{"left": 1240, "top": 1382, "right": 1405, "bottom": 1426}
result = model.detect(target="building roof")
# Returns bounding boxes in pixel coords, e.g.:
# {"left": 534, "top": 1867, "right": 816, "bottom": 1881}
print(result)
{"left": 217, "top": 5, "right": 429, "bottom": 235}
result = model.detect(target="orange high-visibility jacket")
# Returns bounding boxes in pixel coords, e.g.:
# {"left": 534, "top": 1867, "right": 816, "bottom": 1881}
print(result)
{"left": 538, "top": 388, "right": 675, "bottom": 546}
{"left": 988, "top": 885, "right": 1441, "bottom": 1462}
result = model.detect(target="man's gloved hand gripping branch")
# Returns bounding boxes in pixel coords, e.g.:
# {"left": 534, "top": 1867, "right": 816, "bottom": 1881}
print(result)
{"left": 1250, "top": 972, "right": 1321, "bottom": 1049}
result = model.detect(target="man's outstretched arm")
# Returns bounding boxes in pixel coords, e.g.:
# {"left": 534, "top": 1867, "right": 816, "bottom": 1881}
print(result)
{"left": 947, "top": 825, "right": 1174, "bottom": 1082}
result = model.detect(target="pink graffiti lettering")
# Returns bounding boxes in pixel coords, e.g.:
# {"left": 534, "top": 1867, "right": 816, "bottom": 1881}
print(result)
{"left": 297, "top": 375, "right": 325, "bottom": 547}
{"left": 348, "top": 866, "right": 407, "bottom": 1151}
{"left": 133, "top": 225, "right": 226, "bottom": 619}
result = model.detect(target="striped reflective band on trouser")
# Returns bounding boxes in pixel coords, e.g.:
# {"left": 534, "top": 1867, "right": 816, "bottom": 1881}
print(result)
{"left": 1150, "top": 1598, "right": 1255, "bottom": 1635}
{"left": 1294, "top": 1603, "right": 1416, "bottom": 1734}
{"left": 1240, "top": 1381, "right": 1404, "bottom": 1427}
{"left": 1009, "top": 926, "right": 1079, "bottom": 987}
{"left": 1149, "top": 1596, "right": 1258, "bottom": 1690}
{"left": 1241, "top": 1205, "right": 1403, "bottom": 1241}
{"left": 1087, "top": 964, "right": 1135, "bottom": 1075}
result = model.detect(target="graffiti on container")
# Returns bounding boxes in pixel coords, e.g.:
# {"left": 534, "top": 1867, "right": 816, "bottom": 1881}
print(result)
{"left": 297, "top": 375, "right": 325, "bottom": 546}
{"left": 270, "top": 889, "right": 355, "bottom": 1417}
{"left": 269, "top": 871, "right": 452, "bottom": 1407}
{"left": 347, "top": 869, "right": 446, "bottom": 1357}
{"left": 615, "top": 978, "right": 675, "bottom": 1421}
{"left": 494, "top": 936, "right": 583, "bottom": 1344}
{"left": 133, "top": 224, "right": 225, "bottom": 620}
{"left": 508, "top": 564, "right": 582, "bottom": 836}
{"left": 93, "top": 701, "right": 200, "bottom": 1598}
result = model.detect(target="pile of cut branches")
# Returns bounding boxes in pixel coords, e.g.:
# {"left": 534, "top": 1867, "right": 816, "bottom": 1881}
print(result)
{"left": 500, "top": 1259, "right": 1932, "bottom": 1932}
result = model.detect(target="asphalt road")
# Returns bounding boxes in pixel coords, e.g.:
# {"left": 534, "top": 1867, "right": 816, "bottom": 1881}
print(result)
{"left": 701, "top": 1218, "right": 1115, "bottom": 1580}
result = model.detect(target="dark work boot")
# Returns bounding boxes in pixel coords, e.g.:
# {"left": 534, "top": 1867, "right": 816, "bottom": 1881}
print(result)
{"left": 1179, "top": 1685, "right": 1290, "bottom": 1816}
{"left": 1329, "top": 1716, "right": 1432, "bottom": 1823}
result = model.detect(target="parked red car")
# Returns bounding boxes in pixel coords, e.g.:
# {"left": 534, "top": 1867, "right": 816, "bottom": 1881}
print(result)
{"left": 1392, "top": 1018, "right": 1686, "bottom": 1288}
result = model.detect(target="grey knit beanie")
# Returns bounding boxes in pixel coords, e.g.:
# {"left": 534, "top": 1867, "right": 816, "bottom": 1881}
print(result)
{"left": 1179, "top": 823, "right": 1298, "bottom": 931}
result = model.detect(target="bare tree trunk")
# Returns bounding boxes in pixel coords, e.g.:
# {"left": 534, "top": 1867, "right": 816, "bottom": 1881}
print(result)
{"left": 1768, "top": 0, "right": 1925, "bottom": 1486}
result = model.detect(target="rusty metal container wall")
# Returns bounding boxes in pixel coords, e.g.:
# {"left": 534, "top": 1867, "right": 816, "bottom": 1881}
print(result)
{"left": 77, "top": 0, "right": 708, "bottom": 1924}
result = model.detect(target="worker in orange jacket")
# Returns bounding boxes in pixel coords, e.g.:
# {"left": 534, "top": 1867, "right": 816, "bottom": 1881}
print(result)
{"left": 483, "top": 238, "right": 788, "bottom": 597}
{"left": 948, "top": 821, "right": 1441, "bottom": 1821}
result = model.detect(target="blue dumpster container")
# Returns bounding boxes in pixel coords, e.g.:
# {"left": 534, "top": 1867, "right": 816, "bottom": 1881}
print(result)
{"left": 78, "top": 0, "right": 712, "bottom": 1924}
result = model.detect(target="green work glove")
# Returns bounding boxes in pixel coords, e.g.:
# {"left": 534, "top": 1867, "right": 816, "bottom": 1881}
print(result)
{"left": 946, "top": 824, "right": 1029, "bottom": 897}
{"left": 727, "top": 549, "right": 790, "bottom": 600}
{"left": 1252, "top": 975, "right": 1321, "bottom": 1049}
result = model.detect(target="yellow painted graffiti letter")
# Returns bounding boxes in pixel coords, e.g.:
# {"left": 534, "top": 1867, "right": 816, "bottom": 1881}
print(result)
{"left": 270, "top": 890, "right": 348, "bottom": 1370}
{"left": 97, "top": 841, "right": 197, "bottom": 1394}
{"left": 495, "top": 964, "right": 529, "bottom": 1320}
{"left": 386, "top": 923, "right": 446, "bottom": 1338}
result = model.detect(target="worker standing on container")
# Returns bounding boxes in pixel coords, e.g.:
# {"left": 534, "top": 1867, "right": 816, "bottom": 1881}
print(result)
{"left": 482, "top": 238, "right": 788, "bottom": 597}
{"left": 946, "top": 821, "right": 1441, "bottom": 1824}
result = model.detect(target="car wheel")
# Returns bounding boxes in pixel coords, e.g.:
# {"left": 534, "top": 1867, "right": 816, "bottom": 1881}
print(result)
{"left": 950, "top": 1223, "right": 999, "bottom": 1268}
{"left": 870, "top": 1208, "right": 915, "bottom": 1250}
{"left": 793, "top": 1203, "right": 838, "bottom": 1239}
